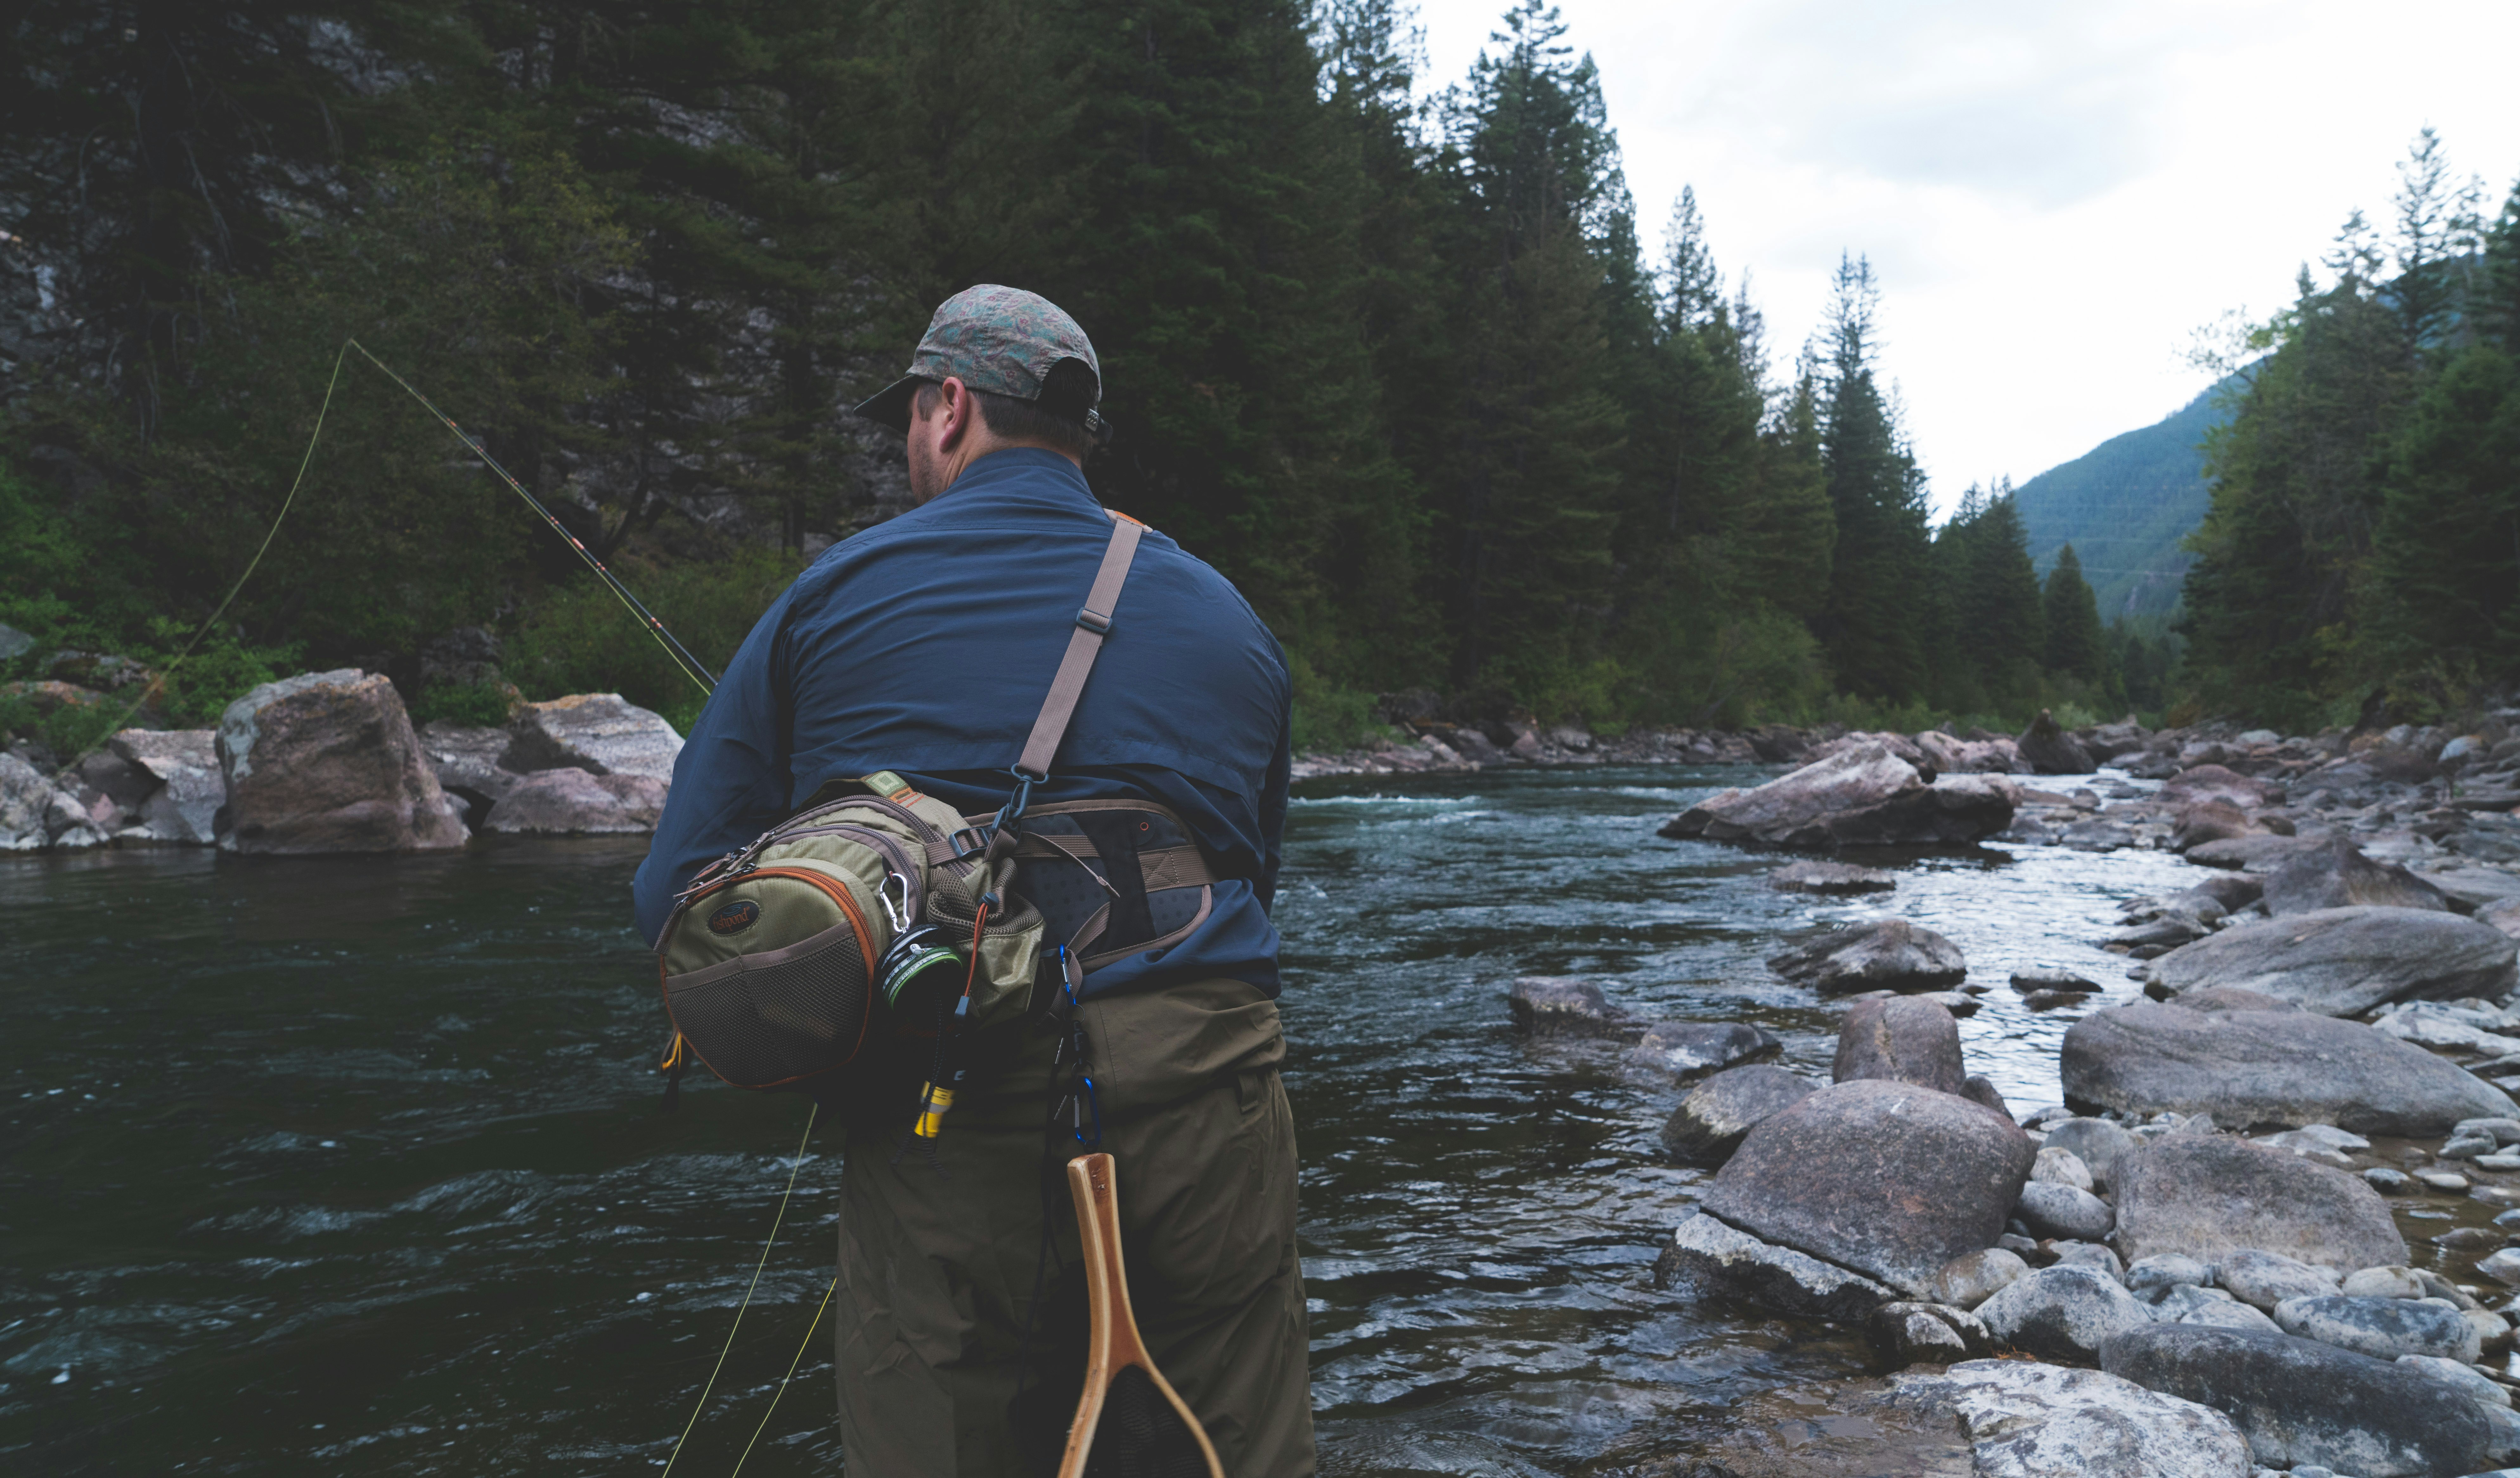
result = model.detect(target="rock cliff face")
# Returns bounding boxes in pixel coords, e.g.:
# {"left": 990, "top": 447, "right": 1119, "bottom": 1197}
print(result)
{"left": 216, "top": 670, "right": 468, "bottom": 854}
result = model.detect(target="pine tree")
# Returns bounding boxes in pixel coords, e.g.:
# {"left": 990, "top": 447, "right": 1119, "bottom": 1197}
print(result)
{"left": 2043, "top": 544, "right": 2107, "bottom": 681}
{"left": 1811, "top": 254, "right": 1931, "bottom": 701}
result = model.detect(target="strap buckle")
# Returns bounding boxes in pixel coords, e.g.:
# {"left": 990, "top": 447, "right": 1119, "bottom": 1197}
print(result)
{"left": 1074, "top": 606, "right": 1112, "bottom": 635}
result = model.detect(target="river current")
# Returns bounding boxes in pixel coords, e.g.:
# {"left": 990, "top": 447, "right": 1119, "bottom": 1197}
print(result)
{"left": 2, "top": 762, "right": 2208, "bottom": 1474}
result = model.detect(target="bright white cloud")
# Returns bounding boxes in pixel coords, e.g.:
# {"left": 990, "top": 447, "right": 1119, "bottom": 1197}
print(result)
{"left": 1410, "top": 0, "right": 2520, "bottom": 514}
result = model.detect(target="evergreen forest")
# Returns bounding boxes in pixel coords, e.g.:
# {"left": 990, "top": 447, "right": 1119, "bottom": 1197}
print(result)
{"left": 2, "top": 3, "right": 2512, "bottom": 750}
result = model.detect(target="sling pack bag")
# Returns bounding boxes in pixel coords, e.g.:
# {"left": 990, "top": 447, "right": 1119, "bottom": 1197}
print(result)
{"left": 653, "top": 511, "right": 1152, "bottom": 1099}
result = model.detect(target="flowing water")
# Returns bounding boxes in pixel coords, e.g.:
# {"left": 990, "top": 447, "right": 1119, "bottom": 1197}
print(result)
{"left": 0, "top": 762, "right": 2242, "bottom": 1474}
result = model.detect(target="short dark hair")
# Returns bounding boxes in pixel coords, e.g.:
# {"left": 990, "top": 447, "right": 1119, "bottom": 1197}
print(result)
{"left": 910, "top": 359, "right": 1097, "bottom": 460}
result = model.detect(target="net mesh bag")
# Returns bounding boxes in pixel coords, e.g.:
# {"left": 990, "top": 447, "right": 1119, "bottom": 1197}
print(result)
{"left": 1083, "top": 1366, "right": 1207, "bottom": 1478}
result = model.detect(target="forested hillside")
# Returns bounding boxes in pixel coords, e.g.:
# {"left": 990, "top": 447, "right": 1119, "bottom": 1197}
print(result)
{"left": 2011, "top": 379, "right": 2233, "bottom": 626}
{"left": 2, "top": 3, "right": 2499, "bottom": 749}
{"left": 2180, "top": 130, "right": 2520, "bottom": 730}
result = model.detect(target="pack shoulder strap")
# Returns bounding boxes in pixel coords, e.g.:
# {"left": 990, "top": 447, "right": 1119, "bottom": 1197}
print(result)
{"left": 1017, "top": 510, "right": 1144, "bottom": 781}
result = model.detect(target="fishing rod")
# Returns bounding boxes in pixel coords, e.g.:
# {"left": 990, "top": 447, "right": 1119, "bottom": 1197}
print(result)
{"left": 58, "top": 337, "right": 719, "bottom": 774}
{"left": 342, "top": 338, "right": 720, "bottom": 696}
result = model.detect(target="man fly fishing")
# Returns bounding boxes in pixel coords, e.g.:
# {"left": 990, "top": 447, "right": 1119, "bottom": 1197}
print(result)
{"left": 634, "top": 286, "right": 1315, "bottom": 1475}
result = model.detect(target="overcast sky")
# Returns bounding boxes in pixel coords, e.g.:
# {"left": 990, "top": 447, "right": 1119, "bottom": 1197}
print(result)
{"left": 1409, "top": 0, "right": 2520, "bottom": 517}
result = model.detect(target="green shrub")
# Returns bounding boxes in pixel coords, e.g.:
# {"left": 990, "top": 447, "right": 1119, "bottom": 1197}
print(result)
{"left": 506, "top": 549, "right": 804, "bottom": 733}
{"left": 1286, "top": 652, "right": 1389, "bottom": 754}
{"left": 409, "top": 680, "right": 521, "bottom": 729}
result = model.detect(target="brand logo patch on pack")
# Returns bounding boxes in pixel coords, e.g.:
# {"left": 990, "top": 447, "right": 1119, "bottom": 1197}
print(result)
{"left": 707, "top": 899, "right": 762, "bottom": 936}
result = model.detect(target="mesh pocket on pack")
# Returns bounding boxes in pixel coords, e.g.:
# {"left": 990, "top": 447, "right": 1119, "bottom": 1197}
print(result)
{"left": 663, "top": 920, "right": 873, "bottom": 1089}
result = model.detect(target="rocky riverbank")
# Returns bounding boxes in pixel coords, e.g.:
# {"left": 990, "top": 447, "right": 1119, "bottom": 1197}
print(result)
{"left": 0, "top": 668, "right": 685, "bottom": 851}
{"left": 1572, "top": 715, "right": 2520, "bottom": 1478}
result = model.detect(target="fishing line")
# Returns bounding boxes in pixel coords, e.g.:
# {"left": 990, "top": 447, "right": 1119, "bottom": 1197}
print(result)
{"left": 726, "top": 1273, "right": 841, "bottom": 1477}
{"left": 57, "top": 336, "right": 717, "bottom": 779}
{"left": 660, "top": 1101, "right": 820, "bottom": 1478}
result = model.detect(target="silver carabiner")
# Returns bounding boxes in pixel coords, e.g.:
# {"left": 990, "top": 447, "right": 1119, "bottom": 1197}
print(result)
{"left": 878, "top": 871, "right": 914, "bottom": 933}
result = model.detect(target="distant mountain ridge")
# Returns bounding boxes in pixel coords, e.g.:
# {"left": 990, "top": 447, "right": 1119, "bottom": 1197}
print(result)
{"left": 2011, "top": 375, "right": 2239, "bottom": 624}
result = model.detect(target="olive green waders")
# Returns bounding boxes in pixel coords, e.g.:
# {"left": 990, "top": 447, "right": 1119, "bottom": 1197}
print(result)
{"left": 835, "top": 978, "right": 1314, "bottom": 1476}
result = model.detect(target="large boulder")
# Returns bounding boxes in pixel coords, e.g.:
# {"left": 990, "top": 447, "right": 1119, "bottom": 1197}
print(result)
{"left": 1698, "top": 1079, "right": 2034, "bottom": 1297}
{"left": 2013, "top": 1181, "right": 2114, "bottom": 1241}
{"left": 1506, "top": 976, "right": 1626, "bottom": 1037}
{"left": 1768, "top": 919, "right": 1967, "bottom": 995}
{"left": 216, "top": 670, "right": 468, "bottom": 854}
{"left": 1973, "top": 1264, "right": 2152, "bottom": 1361}
{"left": 2271, "top": 1293, "right": 2483, "bottom": 1364}
{"left": 2158, "top": 763, "right": 2279, "bottom": 809}
{"left": 481, "top": 768, "right": 666, "bottom": 834}
{"left": 1891, "top": 1360, "right": 2254, "bottom": 1478}
{"left": 2110, "top": 1136, "right": 2405, "bottom": 1274}
{"left": 502, "top": 692, "right": 683, "bottom": 783}
{"left": 108, "top": 728, "right": 225, "bottom": 844}
{"left": 2015, "top": 710, "right": 2095, "bottom": 774}
{"left": 2170, "top": 799, "right": 2271, "bottom": 852}
{"left": 0, "top": 752, "right": 86, "bottom": 850}
{"left": 2061, "top": 998, "right": 2516, "bottom": 1135}
{"left": 2140, "top": 905, "right": 2519, "bottom": 1014}
{"left": 2260, "top": 836, "right": 2452, "bottom": 916}
{"left": 1659, "top": 740, "right": 2016, "bottom": 847}
{"left": 1651, "top": 1209, "right": 1898, "bottom": 1321}
{"left": 2100, "top": 1324, "right": 2493, "bottom": 1477}
{"left": 1831, "top": 995, "right": 1964, "bottom": 1094}
{"left": 1627, "top": 1020, "right": 1779, "bottom": 1080}
{"left": 1913, "top": 730, "right": 2025, "bottom": 775}
{"left": 1660, "top": 1064, "right": 1815, "bottom": 1166}
{"left": 418, "top": 720, "right": 526, "bottom": 815}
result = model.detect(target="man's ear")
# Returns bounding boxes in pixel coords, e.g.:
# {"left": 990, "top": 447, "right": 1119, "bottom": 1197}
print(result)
{"left": 935, "top": 376, "right": 973, "bottom": 446}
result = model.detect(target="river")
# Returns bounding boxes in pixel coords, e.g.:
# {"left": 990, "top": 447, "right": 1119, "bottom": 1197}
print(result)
{"left": 2, "top": 761, "right": 2212, "bottom": 1474}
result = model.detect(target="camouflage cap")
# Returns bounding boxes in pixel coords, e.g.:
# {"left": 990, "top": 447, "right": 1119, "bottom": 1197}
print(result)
{"left": 852, "top": 284, "right": 1102, "bottom": 433}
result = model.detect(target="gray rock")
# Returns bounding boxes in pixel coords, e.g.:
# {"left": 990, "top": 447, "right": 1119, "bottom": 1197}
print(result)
{"left": 1506, "top": 977, "right": 1623, "bottom": 1037}
{"left": 2214, "top": 1250, "right": 2344, "bottom": 1311}
{"left": 2115, "top": 1137, "right": 2405, "bottom": 1274}
{"left": 502, "top": 692, "right": 682, "bottom": 783}
{"left": 2061, "top": 1000, "right": 2517, "bottom": 1136}
{"left": 1627, "top": 1020, "right": 1780, "bottom": 1080}
{"left": 2164, "top": 985, "right": 2296, "bottom": 1013}
{"left": 2446, "top": 1133, "right": 2501, "bottom": 1159}
{"left": 2159, "top": 763, "right": 2281, "bottom": 810}
{"left": 417, "top": 720, "right": 525, "bottom": 815}
{"left": 1975, "top": 1263, "right": 2154, "bottom": 1361}
{"left": 0, "top": 622, "right": 29, "bottom": 660}
{"left": 1659, "top": 1064, "right": 1815, "bottom": 1166}
{"left": 1959, "top": 1074, "right": 2010, "bottom": 1120}
{"left": 2152, "top": 1284, "right": 2283, "bottom": 1333}
{"left": 2017, "top": 709, "right": 2096, "bottom": 774}
{"left": 480, "top": 768, "right": 665, "bottom": 834}
{"left": 2478, "top": 1247, "right": 2520, "bottom": 1287}
{"left": 1893, "top": 1359, "right": 2256, "bottom": 1478}
{"left": 1660, "top": 740, "right": 2018, "bottom": 847}
{"left": 1769, "top": 919, "right": 1968, "bottom": 995}
{"left": 2263, "top": 836, "right": 2453, "bottom": 916}
{"left": 2099, "top": 1324, "right": 2493, "bottom": 1476}
{"left": 1699, "top": 1079, "right": 2034, "bottom": 1297}
{"left": 2187, "top": 835, "right": 2326, "bottom": 870}
{"left": 2459, "top": 1116, "right": 2520, "bottom": 1145}
{"left": 1831, "top": 995, "right": 1964, "bottom": 1092}
{"left": 2364, "top": 1167, "right": 2413, "bottom": 1192}
{"left": 2012, "top": 967, "right": 2099, "bottom": 993}
{"left": 2338, "top": 1266, "right": 2427, "bottom": 1299}
{"left": 103, "top": 728, "right": 225, "bottom": 845}
{"left": 2040, "top": 1117, "right": 2138, "bottom": 1190}
{"left": 2272, "top": 1293, "right": 2483, "bottom": 1363}
{"left": 1866, "top": 1300, "right": 1993, "bottom": 1367}
{"left": 2143, "top": 906, "right": 2519, "bottom": 1015}
{"left": 2048, "top": 1240, "right": 2126, "bottom": 1280}
{"left": 2015, "top": 1181, "right": 2115, "bottom": 1242}
{"left": 2032, "top": 1146, "right": 2094, "bottom": 1190}
{"left": 1767, "top": 859, "right": 1897, "bottom": 894}
{"left": 1930, "top": 1248, "right": 2030, "bottom": 1309}
{"left": 2127, "top": 1254, "right": 2214, "bottom": 1297}
{"left": 215, "top": 671, "right": 468, "bottom": 854}
{"left": 2397, "top": 1351, "right": 2511, "bottom": 1406}
{"left": 1651, "top": 1209, "right": 1898, "bottom": 1321}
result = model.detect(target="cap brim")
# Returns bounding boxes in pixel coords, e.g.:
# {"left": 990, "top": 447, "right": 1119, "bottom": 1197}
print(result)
{"left": 851, "top": 375, "right": 923, "bottom": 433}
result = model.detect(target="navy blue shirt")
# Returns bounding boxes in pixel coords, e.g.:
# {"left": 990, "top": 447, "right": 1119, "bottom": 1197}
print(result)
{"left": 633, "top": 449, "right": 1292, "bottom": 998}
